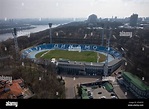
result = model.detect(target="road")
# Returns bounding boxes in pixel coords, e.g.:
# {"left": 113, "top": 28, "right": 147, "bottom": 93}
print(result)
{"left": 113, "top": 80, "right": 136, "bottom": 99}
{"left": 0, "top": 55, "right": 11, "bottom": 60}
{"left": 63, "top": 75, "right": 99, "bottom": 99}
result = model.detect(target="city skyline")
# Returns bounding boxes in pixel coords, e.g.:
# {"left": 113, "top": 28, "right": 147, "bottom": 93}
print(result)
{"left": 0, "top": 0, "right": 149, "bottom": 19}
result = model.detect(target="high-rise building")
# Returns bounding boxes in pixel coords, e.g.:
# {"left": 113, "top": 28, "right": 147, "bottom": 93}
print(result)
{"left": 129, "top": 14, "right": 138, "bottom": 27}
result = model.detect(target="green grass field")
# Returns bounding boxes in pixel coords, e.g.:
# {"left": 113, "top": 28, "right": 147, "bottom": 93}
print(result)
{"left": 35, "top": 50, "right": 106, "bottom": 62}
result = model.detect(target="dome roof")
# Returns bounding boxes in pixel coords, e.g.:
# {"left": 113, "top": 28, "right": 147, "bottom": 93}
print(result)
{"left": 87, "top": 14, "right": 98, "bottom": 23}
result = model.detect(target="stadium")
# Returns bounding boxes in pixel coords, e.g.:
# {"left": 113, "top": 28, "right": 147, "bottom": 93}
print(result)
{"left": 21, "top": 43, "right": 123, "bottom": 76}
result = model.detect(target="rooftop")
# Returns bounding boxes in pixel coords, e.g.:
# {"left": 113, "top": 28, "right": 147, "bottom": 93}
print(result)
{"left": 122, "top": 72, "right": 149, "bottom": 91}
{"left": 58, "top": 58, "right": 122, "bottom": 67}
{"left": 103, "top": 82, "right": 113, "bottom": 92}
{"left": 9, "top": 82, "right": 23, "bottom": 96}
{"left": 80, "top": 82, "right": 115, "bottom": 99}
{"left": 0, "top": 78, "right": 34, "bottom": 99}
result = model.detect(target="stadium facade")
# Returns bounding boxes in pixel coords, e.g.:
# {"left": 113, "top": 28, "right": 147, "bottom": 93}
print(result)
{"left": 21, "top": 43, "right": 122, "bottom": 76}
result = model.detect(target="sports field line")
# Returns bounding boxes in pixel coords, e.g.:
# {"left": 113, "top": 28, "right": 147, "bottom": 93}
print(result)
{"left": 40, "top": 50, "right": 50, "bottom": 57}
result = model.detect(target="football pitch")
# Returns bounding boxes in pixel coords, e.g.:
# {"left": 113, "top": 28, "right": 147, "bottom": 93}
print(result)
{"left": 35, "top": 50, "right": 106, "bottom": 62}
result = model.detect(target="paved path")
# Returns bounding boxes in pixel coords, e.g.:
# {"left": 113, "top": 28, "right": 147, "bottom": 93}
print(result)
{"left": 0, "top": 55, "right": 11, "bottom": 60}
{"left": 63, "top": 75, "right": 99, "bottom": 99}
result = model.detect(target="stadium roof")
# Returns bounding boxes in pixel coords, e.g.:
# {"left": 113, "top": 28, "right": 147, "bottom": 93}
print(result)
{"left": 58, "top": 61, "right": 104, "bottom": 66}
{"left": 58, "top": 59, "right": 122, "bottom": 67}
{"left": 108, "top": 58, "right": 122, "bottom": 66}
{"left": 122, "top": 72, "right": 149, "bottom": 91}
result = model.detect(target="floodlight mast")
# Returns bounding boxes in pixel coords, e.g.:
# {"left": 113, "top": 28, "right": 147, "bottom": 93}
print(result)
{"left": 49, "top": 23, "right": 52, "bottom": 44}
{"left": 101, "top": 25, "right": 105, "bottom": 46}
{"left": 103, "top": 29, "right": 112, "bottom": 78}
{"left": 12, "top": 28, "right": 19, "bottom": 60}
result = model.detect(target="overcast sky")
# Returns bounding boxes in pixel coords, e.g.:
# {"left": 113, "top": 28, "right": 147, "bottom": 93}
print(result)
{"left": 0, "top": 0, "right": 149, "bottom": 19}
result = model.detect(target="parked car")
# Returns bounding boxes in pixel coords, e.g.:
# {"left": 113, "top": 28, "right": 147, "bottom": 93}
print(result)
{"left": 110, "top": 93, "right": 115, "bottom": 96}
{"left": 111, "top": 96, "right": 117, "bottom": 99}
{"left": 98, "top": 92, "right": 102, "bottom": 94}
{"left": 100, "top": 96, "right": 106, "bottom": 99}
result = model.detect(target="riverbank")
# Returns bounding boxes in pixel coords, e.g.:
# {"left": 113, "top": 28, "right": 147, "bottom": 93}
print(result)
{"left": 0, "top": 25, "right": 36, "bottom": 34}
{"left": 0, "top": 24, "right": 58, "bottom": 41}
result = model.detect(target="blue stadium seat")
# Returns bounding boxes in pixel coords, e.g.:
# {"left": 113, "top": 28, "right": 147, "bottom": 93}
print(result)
{"left": 22, "top": 44, "right": 122, "bottom": 59}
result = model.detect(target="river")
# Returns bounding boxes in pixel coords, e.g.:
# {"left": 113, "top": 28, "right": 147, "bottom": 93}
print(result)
{"left": 0, "top": 24, "right": 59, "bottom": 41}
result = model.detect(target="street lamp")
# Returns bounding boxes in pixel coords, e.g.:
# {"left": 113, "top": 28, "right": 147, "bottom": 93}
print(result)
{"left": 48, "top": 23, "right": 52, "bottom": 44}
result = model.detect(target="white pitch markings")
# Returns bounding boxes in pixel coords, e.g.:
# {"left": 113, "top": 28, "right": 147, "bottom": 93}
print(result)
{"left": 40, "top": 51, "right": 50, "bottom": 57}
{"left": 97, "top": 52, "right": 100, "bottom": 63}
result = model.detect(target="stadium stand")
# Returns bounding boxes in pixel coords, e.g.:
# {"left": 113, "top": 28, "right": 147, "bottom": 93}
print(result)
{"left": 21, "top": 44, "right": 122, "bottom": 76}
